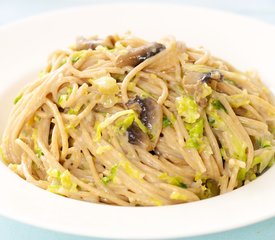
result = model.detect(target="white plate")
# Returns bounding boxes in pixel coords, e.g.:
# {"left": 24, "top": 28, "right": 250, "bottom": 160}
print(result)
{"left": 1, "top": 3, "right": 275, "bottom": 239}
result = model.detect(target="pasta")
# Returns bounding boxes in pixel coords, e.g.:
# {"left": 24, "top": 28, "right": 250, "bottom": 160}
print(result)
{"left": 1, "top": 33, "right": 275, "bottom": 206}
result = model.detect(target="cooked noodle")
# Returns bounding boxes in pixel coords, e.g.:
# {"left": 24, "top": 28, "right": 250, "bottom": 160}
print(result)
{"left": 1, "top": 33, "right": 275, "bottom": 206}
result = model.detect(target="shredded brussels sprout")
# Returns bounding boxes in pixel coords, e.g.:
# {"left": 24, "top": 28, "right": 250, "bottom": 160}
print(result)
{"left": 211, "top": 99, "right": 227, "bottom": 112}
{"left": 120, "top": 160, "right": 143, "bottom": 180}
{"left": 162, "top": 116, "right": 172, "bottom": 128}
{"left": 227, "top": 93, "right": 250, "bottom": 108}
{"left": 159, "top": 173, "right": 187, "bottom": 188}
{"left": 102, "top": 164, "right": 118, "bottom": 184}
{"left": 47, "top": 169, "right": 78, "bottom": 194}
{"left": 253, "top": 150, "right": 274, "bottom": 173}
{"left": 201, "top": 83, "right": 212, "bottom": 98}
{"left": 185, "top": 119, "right": 204, "bottom": 150}
{"left": 115, "top": 114, "right": 135, "bottom": 134}
{"left": 176, "top": 95, "right": 200, "bottom": 123}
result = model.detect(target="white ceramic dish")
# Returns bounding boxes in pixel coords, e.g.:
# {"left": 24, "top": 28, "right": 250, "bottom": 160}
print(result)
{"left": 1, "top": 3, "right": 275, "bottom": 239}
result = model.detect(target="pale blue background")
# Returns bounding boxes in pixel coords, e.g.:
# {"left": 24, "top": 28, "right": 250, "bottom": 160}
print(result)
{"left": 1, "top": 0, "right": 275, "bottom": 239}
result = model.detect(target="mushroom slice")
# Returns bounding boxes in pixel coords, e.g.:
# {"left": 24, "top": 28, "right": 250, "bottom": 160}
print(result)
{"left": 201, "top": 70, "right": 224, "bottom": 83}
{"left": 126, "top": 96, "right": 163, "bottom": 150}
{"left": 183, "top": 70, "right": 223, "bottom": 85}
{"left": 127, "top": 123, "right": 152, "bottom": 150}
{"left": 75, "top": 36, "right": 116, "bottom": 51}
{"left": 116, "top": 42, "right": 166, "bottom": 67}
{"left": 183, "top": 70, "right": 224, "bottom": 108}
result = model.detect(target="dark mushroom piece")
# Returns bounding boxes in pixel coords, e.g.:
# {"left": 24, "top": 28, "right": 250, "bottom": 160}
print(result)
{"left": 201, "top": 70, "right": 224, "bottom": 83}
{"left": 127, "top": 123, "right": 152, "bottom": 150}
{"left": 203, "top": 70, "right": 223, "bottom": 91}
{"left": 126, "top": 96, "right": 163, "bottom": 151}
{"left": 183, "top": 70, "right": 223, "bottom": 85}
{"left": 116, "top": 42, "right": 166, "bottom": 67}
{"left": 183, "top": 70, "right": 223, "bottom": 108}
{"left": 75, "top": 36, "right": 116, "bottom": 51}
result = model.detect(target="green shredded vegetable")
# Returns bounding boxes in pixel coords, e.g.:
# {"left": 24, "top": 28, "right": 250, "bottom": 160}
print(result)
{"left": 115, "top": 114, "right": 135, "bottom": 134}
{"left": 68, "top": 108, "right": 78, "bottom": 115}
{"left": 59, "top": 59, "right": 67, "bottom": 67}
{"left": 121, "top": 161, "right": 143, "bottom": 180}
{"left": 35, "top": 148, "right": 44, "bottom": 158}
{"left": 102, "top": 165, "right": 118, "bottom": 184}
{"left": 232, "top": 135, "right": 247, "bottom": 162}
{"left": 227, "top": 94, "right": 250, "bottom": 108}
{"left": 194, "top": 172, "right": 208, "bottom": 182}
{"left": 72, "top": 56, "right": 81, "bottom": 63}
{"left": 47, "top": 169, "right": 78, "bottom": 194}
{"left": 67, "top": 86, "right": 73, "bottom": 94}
{"left": 176, "top": 95, "right": 200, "bottom": 123}
{"left": 94, "top": 121, "right": 102, "bottom": 142}
{"left": 113, "top": 112, "right": 148, "bottom": 136}
{"left": 207, "top": 109, "right": 225, "bottom": 129}
{"left": 58, "top": 87, "right": 73, "bottom": 108}
{"left": 256, "top": 138, "right": 272, "bottom": 148}
{"left": 185, "top": 119, "right": 204, "bottom": 150}
{"left": 212, "top": 99, "right": 227, "bottom": 112}
{"left": 133, "top": 114, "right": 148, "bottom": 134}
{"left": 159, "top": 173, "right": 187, "bottom": 188}
{"left": 14, "top": 93, "right": 23, "bottom": 104}
{"left": 47, "top": 168, "right": 61, "bottom": 178}
{"left": 201, "top": 83, "right": 212, "bottom": 98}
{"left": 162, "top": 116, "right": 172, "bottom": 128}
{"left": 252, "top": 150, "right": 274, "bottom": 173}
{"left": 237, "top": 168, "right": 247, "bottom": 181}
{"left": 58, "top": 95, "right": 67, "bottom": 107}
{"left": 71, "top": 51, "right": 85, "bottom": 63}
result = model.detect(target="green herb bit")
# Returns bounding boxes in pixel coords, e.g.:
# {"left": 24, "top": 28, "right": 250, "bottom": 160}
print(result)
{"left": 208, "top": 117, "right": 215, "bottom": 125}
{"left": 58, "top": 94, "right": 68, "bottom": 107}
{"left": 35, "top": 148, "right": 44, "bottom": 158}
{"left": 102, "top": 165, "right": 118, "bottom": 185}
{"left": 72, "top": 56, "right": 80, "bottom": 63}
{"left": 162, "top": 116, "right": 172, "bottom": 128}
{"left": 116, "top": 114, "right": 135, "bottom": 134}
{"left": 71, "top": 50, "right": 86, "bottom": 64}
{"left": 59, "top": 59, "right": 67, "bottom": 67}
{"left": 67, "top": 86, "right": 73, "bottom": 95}
{"left": 212, "top": 99, "right": 227, "bottom": 112}
{"left": 159, "top": 173, "right": 187, "bottom": 189}
{"left": 68, "top": 108, "right": 78, "bottom": 115}
{"left": 256, "top": 138, "right": 272, "bottom": 148}
{"left": 178, "top": 182, "right": 188, "bottom": 189}
{"left": 14, "top": 93, "right": 23, "bottom": 104}
{"left": 237, "top": 168, "right": 247, "bottom": 181}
